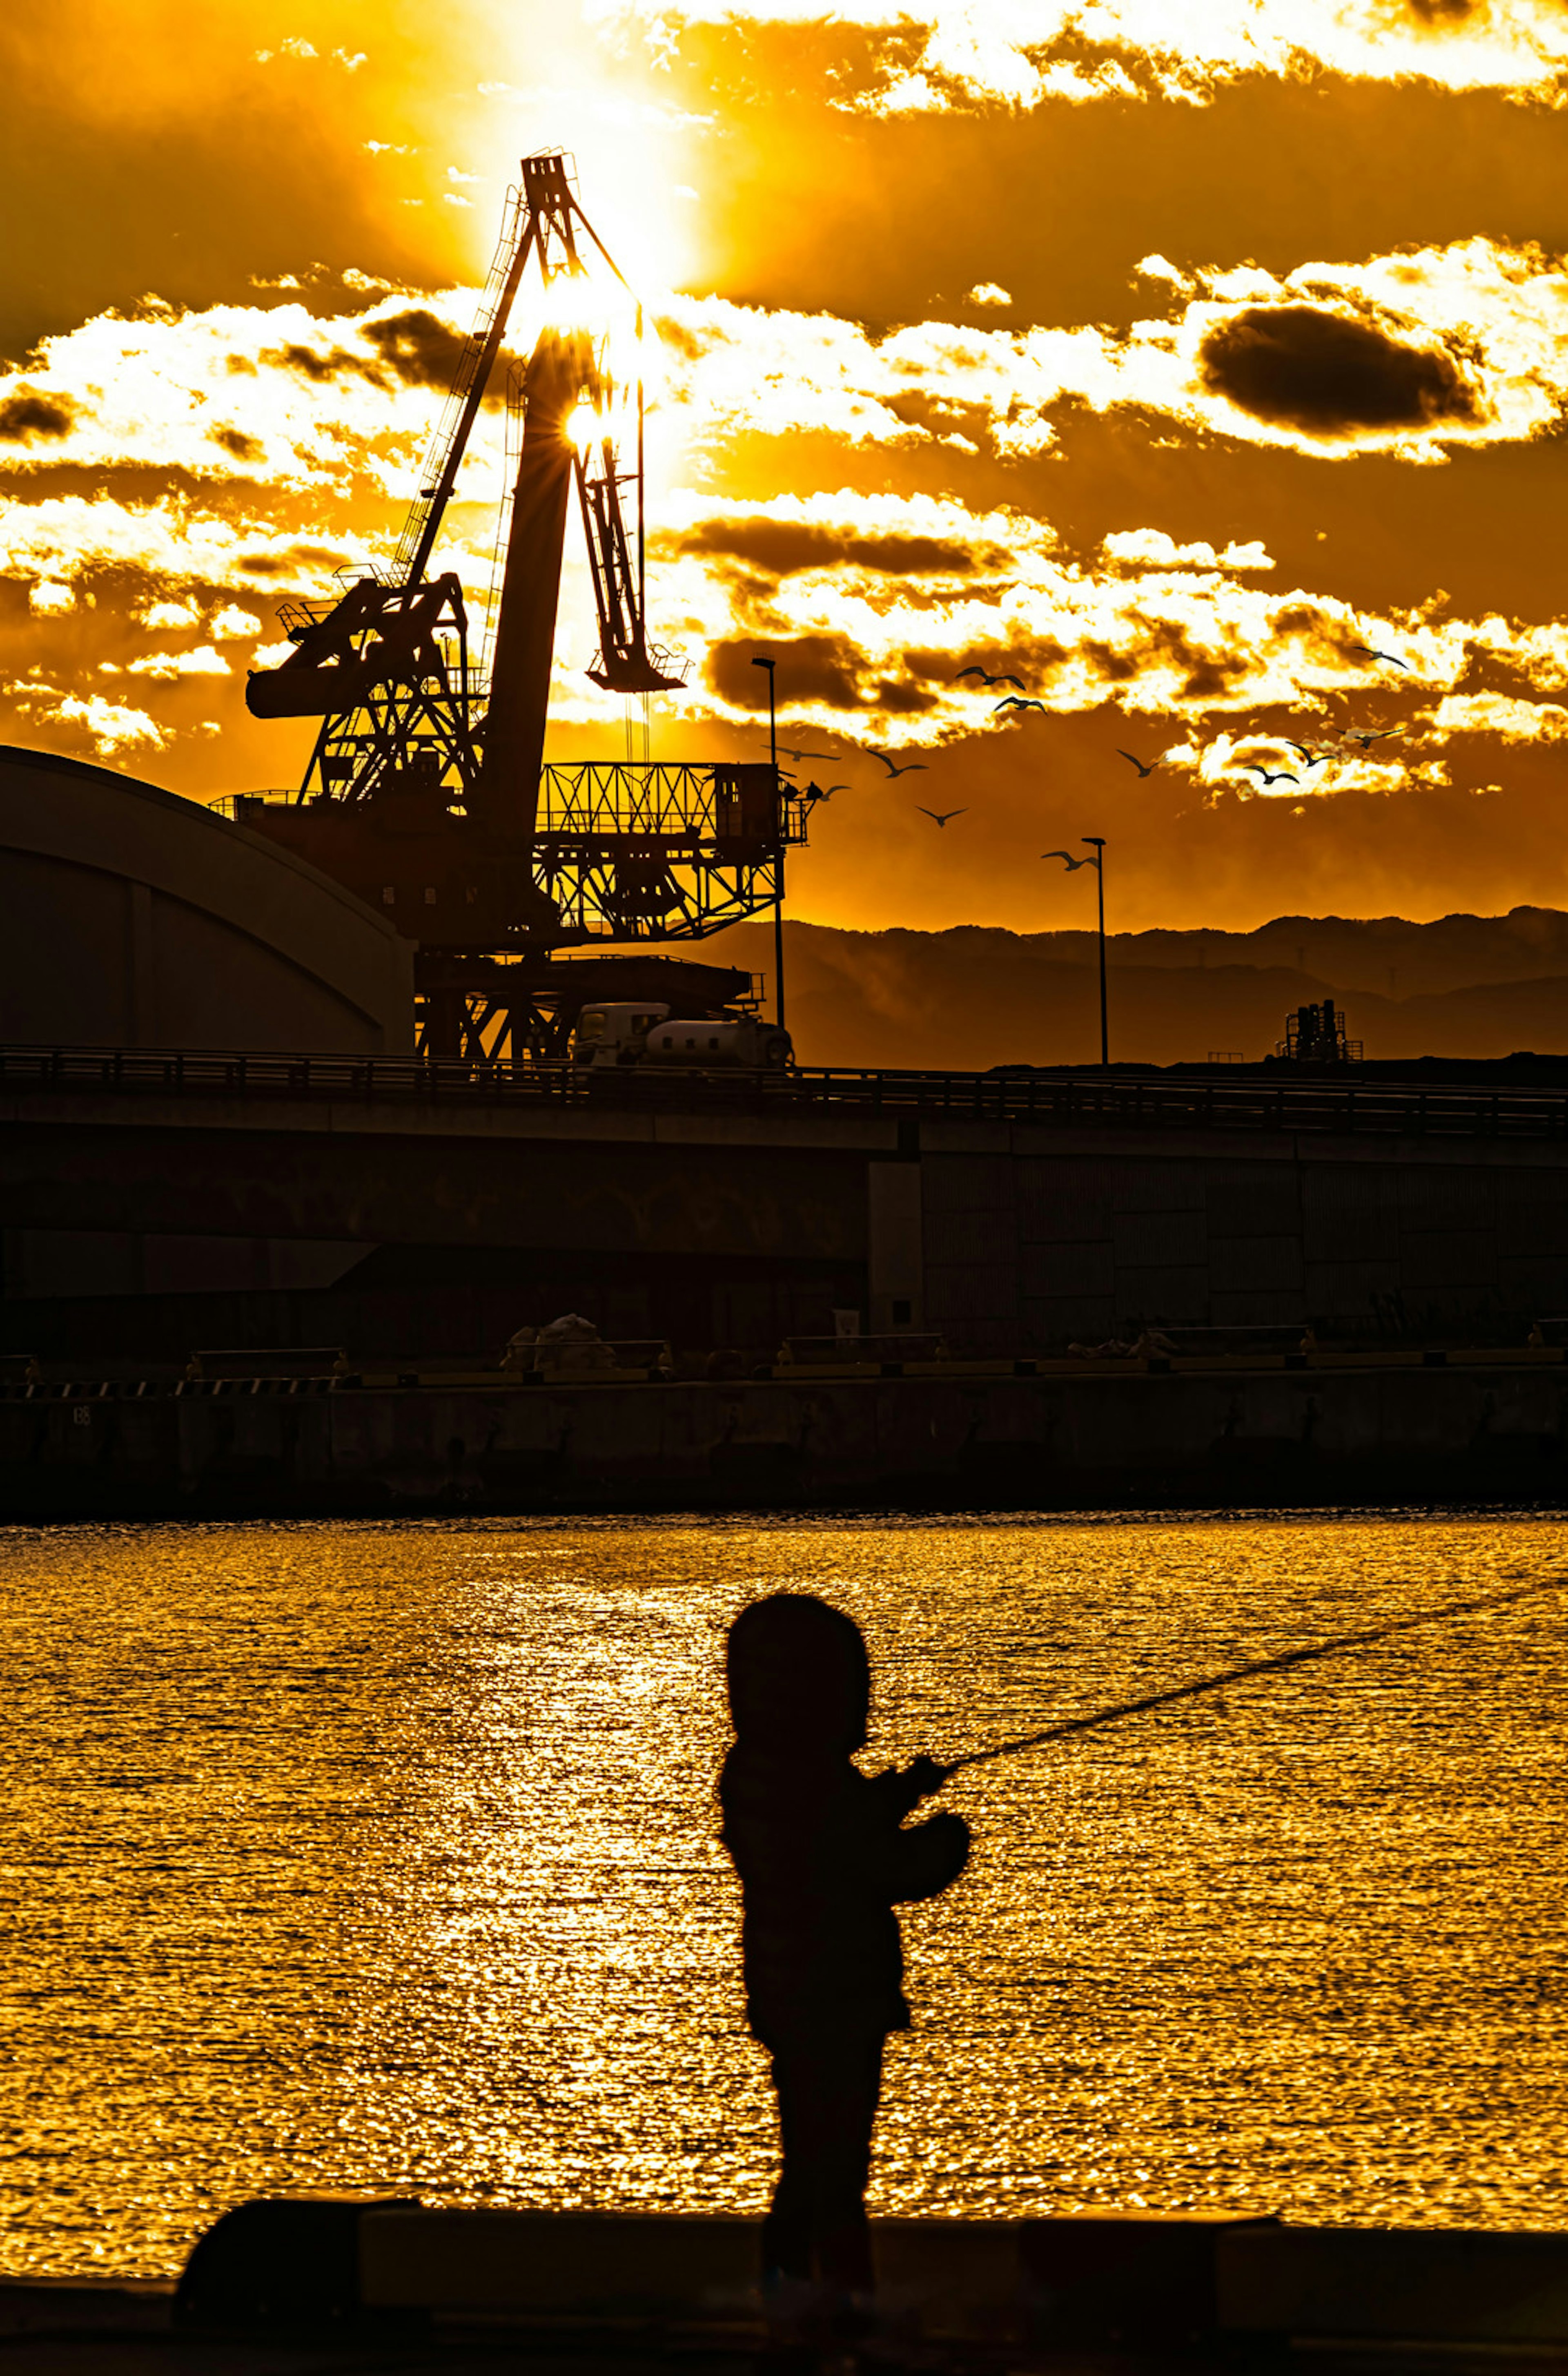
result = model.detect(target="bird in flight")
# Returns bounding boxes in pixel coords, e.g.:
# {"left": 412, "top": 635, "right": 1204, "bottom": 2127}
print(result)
{"left": 806, "top": 783, "right": 851, "bottom": 802}
{"left": 1343, "top": 727, "right": 1401, "bottom": 750}
{"left": 996, "top": 695, "right": 1047, "bottom": 714}
{"left": 864, "top": 747, "right": 929, "bottom": 776}
{"left": 1041, "top": 849, "right": 1094, "bottom": 869}
{"left": 1243, "top": 765, "right": 1300, "bottom": 786}
{"left": 1285, "top": 741, "right": 1330, "bottom": 769}
{"left": 777, "top": 744, "right": 840, "bottom": 763}
{"left": 918, "top": 806, "right": 967, "bottom": 828}
{"left": 1116, "top": 749, "right": 1160, "bottom": 778}
{"left": 1350, "top": 644, "right": 1410, "bottom": 671}
{"left": 956, "top": 666, "right": 1026, "bottom": 690}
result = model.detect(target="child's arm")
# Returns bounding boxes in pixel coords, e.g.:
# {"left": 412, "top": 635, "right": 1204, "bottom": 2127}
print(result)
{"left": 866, "top": 1754, "right": 947, "bottom": 1823}
{"left": 864, "top": 1761, "right": 971, "bottom": 1901}
{"left": 889, "top": 1808, "right": 970, "bottom": 1903}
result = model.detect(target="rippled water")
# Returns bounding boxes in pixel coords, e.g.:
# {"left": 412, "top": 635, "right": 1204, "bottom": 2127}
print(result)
{"left": 1, "top": 1512, "right": 1564, "bottom": 2277}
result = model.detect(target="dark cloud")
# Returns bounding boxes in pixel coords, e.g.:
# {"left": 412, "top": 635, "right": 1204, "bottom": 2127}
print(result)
{"left": 1198, "top": 306, "right": 1479, "bottom": 435}
{"left": 0, "top": 387, "right": 74, "bottom": 440}
{"left": 262, "top": 339, "right": 387, "bottom": 388}
{"left": 238, "top": 541, "right": 349, "bottom": 578}
{"left": 875, "top": 675, "right": 939, "bottom": 714}
{"left": 209, "top": 424, "right": 263, "bottom": 463}
{"left": 1136, "top": 619, "right": 1254, "bottom": 701}
{"left": 709, "top": 633, "right": 865, "bottom": 709}
{"left": 359, "top": 307, "right": 519, "bottom": 403}
{"left": 904, "top": 639, "right": 1066, "bottom": 685}
{"left": 674, "top": 515, "right": 976, "bottom": 577}
{"left": 362, "top": 307, "right": 464, "bottom": 389}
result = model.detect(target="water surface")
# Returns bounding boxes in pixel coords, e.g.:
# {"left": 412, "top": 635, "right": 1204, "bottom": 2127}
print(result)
{"left": 1, "top": 1512, "right": 1562, "bottom": 2276}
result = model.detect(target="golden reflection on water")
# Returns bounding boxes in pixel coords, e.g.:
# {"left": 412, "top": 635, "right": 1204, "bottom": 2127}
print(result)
{"left": 0, "top": 1513, "right": 1564, "bottom": 2277}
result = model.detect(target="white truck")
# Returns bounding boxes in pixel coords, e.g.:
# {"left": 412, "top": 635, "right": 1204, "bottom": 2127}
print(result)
{"left": 572, "top": 1001, "right": 793, "bottom": 1069}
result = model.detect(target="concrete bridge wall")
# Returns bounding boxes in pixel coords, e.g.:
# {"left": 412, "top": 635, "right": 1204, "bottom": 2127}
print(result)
{"left": 5, "top": 1080, "right": 1568, "bottom": 1363}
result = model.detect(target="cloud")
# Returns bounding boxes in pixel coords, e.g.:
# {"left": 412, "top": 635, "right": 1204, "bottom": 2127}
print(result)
{"left": 709, "top": 632, "right": 867, "bottom": 709}
{"left": 360, "top": 306, "right": 472, "bottom": 389}
{"left": 967, "top": 283, "right": 1011, "bottom": 307}
{"left": 9, "top": 685, "right": 171, "bottom": 756}
{"left": 0, "top": 290, "right": 519, "bottom": 500}
{"left": 668, "top": 514, "right": 984, "bottom": 576}
{"left": 1426, "top": 693, "right": 1568, "bottom": 741}
{"left": 0, "top": 492, "right": 374, "bottom": 602}
{"left": 125, "top": 647, "right": 231, "bottom": 679}
{"left": 135, "top": 599, "right": 201, "bottom": 631}
{"left": 1101, "top": 530, "right": 1275, "bottom": 571}
{"left": 1198, "top": 307, "right": 1479, "bottom": 436}
{"left": 608, "top": 0, "right": 1568, "bottom": 111}
{"left": 28, "top": 580, "right": 76, "bottom": 616}
{"left": 658, "top": 236, "right": 1568, "bottom": 464}
{"left": 209, "top": 424, "right": 265, "bottom": 463}
{"left": 208, "top": 603, "right": 263, "bottom": 639}
{"left": 643, "top": 486, "right": 1568, "bottom": 755}
{"left": 0, "top": 388, "right": 75, "bottom": 441}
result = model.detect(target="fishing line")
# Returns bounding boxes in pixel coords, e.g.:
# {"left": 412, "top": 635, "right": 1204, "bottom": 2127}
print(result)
{"left": 940, "top": 1575, "right": 1562, "bottom": 1778}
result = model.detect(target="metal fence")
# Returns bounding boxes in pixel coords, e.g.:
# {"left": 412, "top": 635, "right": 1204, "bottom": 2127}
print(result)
{"left": 4, "top": 1044, "right": 1568, "bottom": 1142}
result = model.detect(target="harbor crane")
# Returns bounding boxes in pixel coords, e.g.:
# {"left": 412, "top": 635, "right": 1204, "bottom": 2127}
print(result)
{"left": 238, "top": 150, "right": 805, "bottom": 1056}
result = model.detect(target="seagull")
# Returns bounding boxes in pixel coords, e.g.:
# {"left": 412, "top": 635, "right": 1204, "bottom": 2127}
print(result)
{"left": 996, "top": 695, "right": 1047, "bottom": 713}
{"left": 1350, "top": 644, "right": 1410, "bottom": 670}
{"left": 1041, "top": 849, "right": 1093, "bottom": 868}
{"left": 956, "top": 666, "right": 1027, "bottom": 689}
{"left": 1116, "top": 749, "right": 1160, "bottom": 778}
{"left": 1243, "top": 765, "right": 1300, "bottom": 786}
{"left": 777, "top": 744, "right": 840, "bottom": 763}
{"left": 864, "top": 747, "right": 928, "bottom": 776}
{"left": 1344, "top": 727, "right": 1401, "bottom": 749}
{"left": 918, "top": 806, "right": 967, "bottom": 827}
{"left": 1285, "top": 741, "right": 1330, "bottom": 768}
{"left": 805, "top": 782, "right": 851, "bottom": 801}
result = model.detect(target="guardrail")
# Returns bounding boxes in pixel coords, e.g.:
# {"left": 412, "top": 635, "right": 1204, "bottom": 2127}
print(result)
{"left": 3, "top": 1044, "right": 1568, "bottom": 1142}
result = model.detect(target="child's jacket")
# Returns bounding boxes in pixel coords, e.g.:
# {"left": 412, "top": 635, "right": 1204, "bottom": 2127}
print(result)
{"left": 720, "top": 1742, "right": 969, "bottom": 2052}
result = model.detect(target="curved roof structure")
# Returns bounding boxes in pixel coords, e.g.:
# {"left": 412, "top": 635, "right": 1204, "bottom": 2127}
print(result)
{"left": 0, "top": 745, "right": 413, "bottom": 1053}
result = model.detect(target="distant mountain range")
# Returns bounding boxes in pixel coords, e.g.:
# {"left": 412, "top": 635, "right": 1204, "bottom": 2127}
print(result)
{"left": 684, "top": 908, "right": 1568, "bottom": 1069}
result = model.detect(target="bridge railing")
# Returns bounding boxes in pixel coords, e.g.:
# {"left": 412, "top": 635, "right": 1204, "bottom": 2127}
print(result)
{"left": 4, "top": 1044, "right": 1568, "bottom": 1142}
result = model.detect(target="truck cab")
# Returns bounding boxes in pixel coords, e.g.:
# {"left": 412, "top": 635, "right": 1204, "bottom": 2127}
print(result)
{"left": 571, "top": 1002, "right": 671, "bottom": 1066}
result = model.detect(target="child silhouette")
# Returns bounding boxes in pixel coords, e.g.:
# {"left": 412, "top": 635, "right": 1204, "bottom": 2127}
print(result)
{"left": 719, "top": 1593, "right": 970, "bottom": 2313}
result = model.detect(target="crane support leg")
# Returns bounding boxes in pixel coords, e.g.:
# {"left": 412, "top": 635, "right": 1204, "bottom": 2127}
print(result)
{"left": 474, "top": 326, "right": 594, "bottom": 833}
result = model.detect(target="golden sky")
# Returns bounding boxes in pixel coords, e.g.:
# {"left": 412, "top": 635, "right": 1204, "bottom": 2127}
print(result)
{"left": 4, "top": 0, "right": 1568, "bottom": 934}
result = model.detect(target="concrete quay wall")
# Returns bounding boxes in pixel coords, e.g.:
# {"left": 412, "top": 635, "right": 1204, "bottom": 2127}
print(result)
{"left": 6, "top": 1076, "right": 1568, "bottom": 1361}
{"left": 7, "top": 1356, "right": 1568, "bottom": 1515}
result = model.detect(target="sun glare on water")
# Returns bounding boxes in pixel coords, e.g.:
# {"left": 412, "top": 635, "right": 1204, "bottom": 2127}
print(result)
{"left": 0, "top": 1513, "right": 1563, "bottom": 2279}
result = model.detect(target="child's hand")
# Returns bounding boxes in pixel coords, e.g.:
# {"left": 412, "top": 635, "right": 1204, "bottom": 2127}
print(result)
{"left": 904, "top": 1754, "right": 947, "bottom": 1799}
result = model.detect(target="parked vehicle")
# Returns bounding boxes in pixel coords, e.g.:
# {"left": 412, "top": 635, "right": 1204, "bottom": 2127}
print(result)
{"left": 572, "top": 1002, "right": 791, "bottom": 1069}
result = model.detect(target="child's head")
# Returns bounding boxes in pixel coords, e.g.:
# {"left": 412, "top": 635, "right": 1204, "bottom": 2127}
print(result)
{"left": 726, "top": 1593, "right": 870, "bottom": 1754}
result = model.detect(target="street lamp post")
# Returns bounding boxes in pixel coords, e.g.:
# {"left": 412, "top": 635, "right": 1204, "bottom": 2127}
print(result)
{"left": 751, "top": 653, "right": 784, "bottom": 1030}
{"left": 1082, "top": 837, "right": 1108, "bottom": 1065}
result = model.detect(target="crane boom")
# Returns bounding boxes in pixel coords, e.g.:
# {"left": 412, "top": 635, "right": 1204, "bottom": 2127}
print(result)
{"left": 396, "top": 192, "right": 538, "bottom": 587}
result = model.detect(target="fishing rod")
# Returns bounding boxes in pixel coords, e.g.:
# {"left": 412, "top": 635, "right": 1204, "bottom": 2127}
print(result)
{"left": 940, "top": 1576, "right": 1561, "bottom": 1778}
